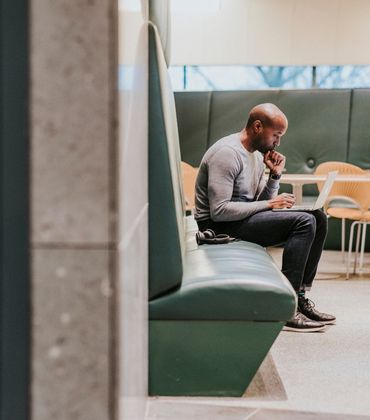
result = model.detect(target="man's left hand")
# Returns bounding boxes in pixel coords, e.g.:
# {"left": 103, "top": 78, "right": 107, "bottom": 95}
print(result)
{"left": 263, "top": 150, "right": 286, "bottom": 176}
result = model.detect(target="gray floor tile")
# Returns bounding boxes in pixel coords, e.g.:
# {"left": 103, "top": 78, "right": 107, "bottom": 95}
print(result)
{"left": 251, "top": 408, "right": 370, "bottom": 420}
{"left": 146, "top": 401, "right": 258, "bottom": 420}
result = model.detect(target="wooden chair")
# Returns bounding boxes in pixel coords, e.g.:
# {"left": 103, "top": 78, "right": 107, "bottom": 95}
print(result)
{"left": 315, "top": 162, "right": 370, "bottom": 278}
{"left": 181, "top": 161, "right": 198, "bottom": 212}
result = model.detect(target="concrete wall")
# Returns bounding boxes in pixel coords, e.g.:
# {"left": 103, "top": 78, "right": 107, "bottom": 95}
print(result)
{"left": 31, "top": 0, "right": 122, "bottom": 418}
{"left": 31, "top": 0, "right": 149, "bottom": 415}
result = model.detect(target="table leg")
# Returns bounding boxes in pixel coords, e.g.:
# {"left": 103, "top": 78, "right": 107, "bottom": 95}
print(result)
{"left": 292, "top": 184, "right": 303, "bottom": 205}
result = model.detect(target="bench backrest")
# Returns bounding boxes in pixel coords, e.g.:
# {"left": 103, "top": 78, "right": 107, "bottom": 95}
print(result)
{"left": 149, "top": 23, "right": 186, "bottom": 300}
{"left": 175, "top": 89, "right": 370, "bottom": 195}
{"left": 348, "top": 89, "right": 370, "bottom": 168}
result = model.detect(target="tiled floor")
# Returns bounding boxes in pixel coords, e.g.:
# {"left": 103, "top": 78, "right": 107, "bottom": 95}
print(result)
{"left": 146, "top": 250, "right": 370, "bottom": 420}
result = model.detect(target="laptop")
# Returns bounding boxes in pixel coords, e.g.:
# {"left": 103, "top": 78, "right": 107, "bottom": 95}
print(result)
{"left": 272, "top": 170, "right": 338, "bottom": 212}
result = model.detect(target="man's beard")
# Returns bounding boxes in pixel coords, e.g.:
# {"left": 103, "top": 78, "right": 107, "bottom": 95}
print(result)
{"left": 252, "top": 134, "right": 270, "bottom": 154}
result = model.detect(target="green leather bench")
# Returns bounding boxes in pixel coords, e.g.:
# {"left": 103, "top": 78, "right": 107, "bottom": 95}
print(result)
{"left": 174, "top": 89, "right": 370, "bottom": 250}
{"left": 149, "top": 22, "right": 296, "bottom": 396}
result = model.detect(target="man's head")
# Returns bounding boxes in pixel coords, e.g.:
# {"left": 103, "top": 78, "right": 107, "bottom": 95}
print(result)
{"left": 245, "top": 103, "right": 288, "bottom": 153}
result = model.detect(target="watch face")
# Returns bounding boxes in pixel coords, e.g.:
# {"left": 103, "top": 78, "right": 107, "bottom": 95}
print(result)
{"left": 270, "top": 173, "right": 281, "bottom": 180}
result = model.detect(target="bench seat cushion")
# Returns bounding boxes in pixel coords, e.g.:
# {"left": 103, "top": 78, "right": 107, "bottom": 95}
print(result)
{"left": 150, "top": 241, "right": 296, "bottom": 322}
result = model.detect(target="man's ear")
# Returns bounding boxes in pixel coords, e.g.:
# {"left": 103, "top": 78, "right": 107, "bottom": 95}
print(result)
{"left": 253, "top": 120, "right": 262, "bottom": 133}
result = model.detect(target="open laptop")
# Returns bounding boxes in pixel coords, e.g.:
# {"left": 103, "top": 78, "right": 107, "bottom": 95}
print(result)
{"left": 272, "top": 170, "right": 338, "bottom": 211}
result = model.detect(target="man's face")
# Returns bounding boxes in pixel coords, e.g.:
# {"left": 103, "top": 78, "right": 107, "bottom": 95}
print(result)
{"left": 252, "top": 119, "right": 287, "bottom": 153}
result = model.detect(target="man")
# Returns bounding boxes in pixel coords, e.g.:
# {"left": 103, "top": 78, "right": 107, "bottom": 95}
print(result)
{"left": 195, "top": 103, "right": 335, "bottom": 332}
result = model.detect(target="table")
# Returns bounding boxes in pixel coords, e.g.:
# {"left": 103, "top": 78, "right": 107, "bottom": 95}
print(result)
{"left": 279, "top": 173, "right": 370, "bottom": 204}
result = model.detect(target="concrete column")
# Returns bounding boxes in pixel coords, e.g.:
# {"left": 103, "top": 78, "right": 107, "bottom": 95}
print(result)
{"left": 31, "top": 0, "right": 117, "bottom": 418}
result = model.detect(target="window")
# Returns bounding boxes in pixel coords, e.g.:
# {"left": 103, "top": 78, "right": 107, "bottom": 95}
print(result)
{"left": 169, "top": 65, "right": 370, "bottom": 91}
{"left": 316, "top": 66, "right": 370, "bottom": 88}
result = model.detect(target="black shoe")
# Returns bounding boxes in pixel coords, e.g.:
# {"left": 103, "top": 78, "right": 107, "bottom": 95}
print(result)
{"left": 283, "top": 311, "right": 326, "bottom": 332}
{"left": 298, "top": 296, "right": 336, "bottom": 325}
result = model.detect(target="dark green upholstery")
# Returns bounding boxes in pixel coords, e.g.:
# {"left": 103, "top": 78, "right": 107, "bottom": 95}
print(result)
{"left": 149, "top": 22, "right": 296, "bottom": 396}
{"left": 277, "top": 89, "right": 350, "bottom": 196}
{"left": 175, "top": 92, "right": 212, "bottom": 167}
{"left": 150, "top": 241, "right": 295, "bottom": 321}
{"left": 149, "top": 24, "right": 184, "bottom": 300}
{"left": 348, "top": 89, "right": 370, "bottom": 169}
{"left": 149, "top": 320, "right": 283, "bottom": 396}
{"left": 277, "top": 90, "right": 350, "bottom": 173}
{"left": 209, "top": 91, "right": 280, "bottom": 147}
{"left": 181, "top": 89, "right": 351, "bottom": 181}
{"left": 174, "top": 89, "right": 369, "bottom": 250}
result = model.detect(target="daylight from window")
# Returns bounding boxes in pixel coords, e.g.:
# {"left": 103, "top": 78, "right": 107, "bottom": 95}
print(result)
{"left": 169, "top": 65, "right": 370, "bottom": 91}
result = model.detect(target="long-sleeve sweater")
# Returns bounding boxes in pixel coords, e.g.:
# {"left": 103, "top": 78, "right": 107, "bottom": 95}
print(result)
{"left": 194, "top": 132, "right": 280, "bottom": 222}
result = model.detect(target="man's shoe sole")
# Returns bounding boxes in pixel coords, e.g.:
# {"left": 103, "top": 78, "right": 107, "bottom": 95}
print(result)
{"left": 283, "top": 325, "right": 327, "bottom": 332}
{"left": 321, "top": 319, "right": 336, "bottom": 325}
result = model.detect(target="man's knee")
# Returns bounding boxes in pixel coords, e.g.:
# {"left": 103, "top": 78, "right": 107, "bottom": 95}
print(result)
{"left": 295, "top": 212, "right": 316, "bottom": 235}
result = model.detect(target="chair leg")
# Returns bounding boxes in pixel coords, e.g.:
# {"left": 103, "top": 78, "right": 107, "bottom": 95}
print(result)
{"left": 354, "top": 223, "right": 362, "bottom": 275}
{"left": 341, "top": 218, "right": 346, "bottom": 263}
{"left": 359, "top": 222, "right": 368, "bottom": 272}
{"left": 347, "top": 221, "right": 358, "bottom": 279}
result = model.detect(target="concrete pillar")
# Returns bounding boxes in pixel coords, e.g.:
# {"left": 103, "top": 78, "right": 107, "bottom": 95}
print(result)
{"left": 31, "top": 0, "right": 117, "bottom": 419}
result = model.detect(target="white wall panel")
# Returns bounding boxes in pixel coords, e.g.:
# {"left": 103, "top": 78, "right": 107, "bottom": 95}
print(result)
{"left": 171, "top": 0, "right": 370, "bottom": 65}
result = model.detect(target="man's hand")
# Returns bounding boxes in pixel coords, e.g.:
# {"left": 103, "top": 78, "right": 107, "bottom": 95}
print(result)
{"left": 268, "top": 193, "right": 295, "bottom": 209}
{"left": 264, "top": 150, "right": 286, "bottom": 176}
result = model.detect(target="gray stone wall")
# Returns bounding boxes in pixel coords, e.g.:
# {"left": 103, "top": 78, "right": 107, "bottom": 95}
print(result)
{"left": 31, "top": 0, "right": 117, "bottom": 419}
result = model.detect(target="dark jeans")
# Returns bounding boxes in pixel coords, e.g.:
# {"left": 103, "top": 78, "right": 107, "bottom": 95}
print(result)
{"left": 197, "top": 209, "right": 328, "bottom": 292}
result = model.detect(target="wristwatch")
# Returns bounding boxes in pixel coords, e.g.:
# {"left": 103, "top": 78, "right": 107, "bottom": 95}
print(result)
{"left": 269, "top": 172, "right": 282, "bottom": 180}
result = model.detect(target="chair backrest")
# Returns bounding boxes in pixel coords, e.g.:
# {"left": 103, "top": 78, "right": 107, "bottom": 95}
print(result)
{"left": 181, "top": 161, "right": 198, "bottom": 211}
{"left": 314, "top": 161, "right": 370, "bottom": 212}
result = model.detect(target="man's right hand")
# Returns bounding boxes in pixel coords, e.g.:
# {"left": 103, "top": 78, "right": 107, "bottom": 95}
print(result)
{"left": 268, "top": 193, "right": 295, "bottom": 209}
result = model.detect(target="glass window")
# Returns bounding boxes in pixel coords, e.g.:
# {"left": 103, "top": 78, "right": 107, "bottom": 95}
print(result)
{"left": 316, "top": 66, "right": 370, "bottom": 88}
{"left": 169, "top": 65, "right": 370, "bottom": 91}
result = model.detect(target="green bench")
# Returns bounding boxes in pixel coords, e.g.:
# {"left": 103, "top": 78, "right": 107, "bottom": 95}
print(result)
{"left": 148, "top": 22, "right": 296, "bottom": 397}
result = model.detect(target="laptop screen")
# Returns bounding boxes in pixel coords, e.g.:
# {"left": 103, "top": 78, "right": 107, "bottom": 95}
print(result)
{"left": 313, "top": 171, "right": 338, "bottom": 210}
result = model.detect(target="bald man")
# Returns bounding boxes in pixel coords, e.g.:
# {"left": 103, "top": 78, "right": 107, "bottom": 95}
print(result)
{"left": 195, "top": 103, "right": 336, "bottom": 333}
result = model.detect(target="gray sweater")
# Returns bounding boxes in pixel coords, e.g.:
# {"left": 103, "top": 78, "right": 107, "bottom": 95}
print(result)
{"left": 194, "top": 133, "right": 280, "bottom": 222}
